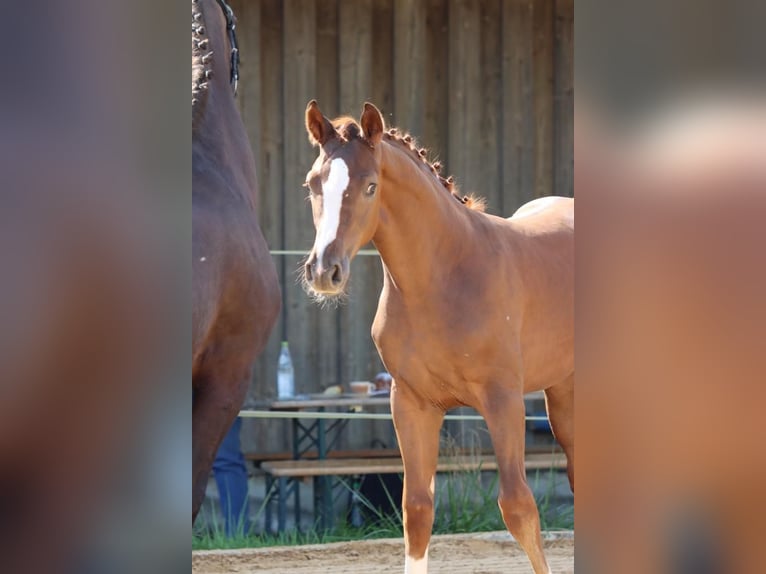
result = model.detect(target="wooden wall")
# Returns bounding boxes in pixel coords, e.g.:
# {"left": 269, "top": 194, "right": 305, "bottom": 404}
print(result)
{"left": 228, "top": 0, "right": 573, "bottom": 454}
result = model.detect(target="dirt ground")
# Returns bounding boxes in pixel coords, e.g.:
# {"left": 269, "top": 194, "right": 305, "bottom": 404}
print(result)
{"left": 192, "top": 531, "right": 574, "bottom": 573}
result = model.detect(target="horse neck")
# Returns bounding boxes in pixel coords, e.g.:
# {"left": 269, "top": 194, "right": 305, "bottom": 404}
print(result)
{"left": 373, "top": 140, "right": 474, "bottom": 295}
{"left": 192, "top": 0, "right": 257, "bottom": 207}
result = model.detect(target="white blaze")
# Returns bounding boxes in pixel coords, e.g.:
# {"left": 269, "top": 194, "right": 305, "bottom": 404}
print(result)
{"left": 404, "top": 548, "right": 428, "bottom": 574}
{"left": 314, "top": 157, "right": 350, "bottom": 265}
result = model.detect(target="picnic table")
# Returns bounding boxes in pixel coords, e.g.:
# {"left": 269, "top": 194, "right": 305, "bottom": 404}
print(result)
{"left": 248, "top": 393, "right": 392, "bottom": 531}
{"left": 242, "top": 391, "right": 555, "bottom": 532}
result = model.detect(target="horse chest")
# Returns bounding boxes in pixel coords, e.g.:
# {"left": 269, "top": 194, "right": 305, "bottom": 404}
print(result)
{"left": 372, "top": 300, "right": 507, "bottom": 401}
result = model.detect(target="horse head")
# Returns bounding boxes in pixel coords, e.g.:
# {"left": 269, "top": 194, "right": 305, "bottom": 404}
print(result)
{"left": 302, "top": 100, "right": 386, "bottom": 299}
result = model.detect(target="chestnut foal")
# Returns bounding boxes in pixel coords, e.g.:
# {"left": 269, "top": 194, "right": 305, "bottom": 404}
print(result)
{"left": 302, "top": 101, "right": 573, "bottom": 574}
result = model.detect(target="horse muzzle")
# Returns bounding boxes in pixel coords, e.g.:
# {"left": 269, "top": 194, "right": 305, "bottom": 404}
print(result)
{"left": 304, "top": 253, "right": 350, "bottom": 295}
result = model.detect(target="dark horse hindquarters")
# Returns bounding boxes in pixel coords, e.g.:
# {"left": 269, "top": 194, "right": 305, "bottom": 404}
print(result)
{"left": 191, "top": 0, "right": 280, "bottom": 524}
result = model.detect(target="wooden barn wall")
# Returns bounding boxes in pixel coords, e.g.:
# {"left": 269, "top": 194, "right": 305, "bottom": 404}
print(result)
{"left": 228, "top": 0, "right": 573, "bottom": 454}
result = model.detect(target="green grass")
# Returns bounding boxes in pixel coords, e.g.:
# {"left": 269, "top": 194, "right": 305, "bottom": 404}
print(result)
{"left": 193, "top": 463, "right": 572, "bottom": 550}
{"left": 193, "top": 507, "right": 402, "bottom": 551}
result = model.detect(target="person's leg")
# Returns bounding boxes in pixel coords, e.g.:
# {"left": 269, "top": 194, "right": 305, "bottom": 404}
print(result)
{"left": 212, "top": 417, "right": 250, "bottom": 537}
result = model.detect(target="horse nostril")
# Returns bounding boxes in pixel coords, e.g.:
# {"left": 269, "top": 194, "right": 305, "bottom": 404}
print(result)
{"left": 304, "top": 262, "right": 314, "bottom": 282}
{"left": 330, "top": 264, "right": 342, "bottom": 286}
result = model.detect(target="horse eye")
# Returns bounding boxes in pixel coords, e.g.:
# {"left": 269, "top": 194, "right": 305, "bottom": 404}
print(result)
{"left": 366, "top": 183, "right": 377, "bottom": 196}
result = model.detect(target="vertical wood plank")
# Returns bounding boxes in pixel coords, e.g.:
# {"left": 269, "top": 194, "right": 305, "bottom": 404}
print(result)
{"left": 533, "top": 0, "right": 554, "bottom": 199}
{"left": 339, "top": 0, "right": 373, "bottom": 113}
{"left": 371, "top": 0, "right": 394, "bottom": 117}
{"left": 424, "top": 0, "right": 449, "bottom": 166}
{"left": 249, "top": 0, "right": 286, "bottom": 452}
{"left": 447, "top": 0, "right": 481, "bottom": 195}
{"left": 282, "top": 0, "right": 318, "bottom": 395}
{"left": 316, "top": 0, "right": 340, "bottom": 116}
{"left": 554, "top": 0, "right": 573, "bottom": 198}
{"left": 231, "top": 0, "right": 261, "bottom": 177}
{"left": 502, "top": 0, "right": 535, "bottom": 211}
{"left": 393, "top": 0, "right": 426, "bottom": 134}
{"left": 478, "top": 0, "right": 503, "bottom": 214}
{"left": 256, "top": 0, "right": 285, "bottom": 265}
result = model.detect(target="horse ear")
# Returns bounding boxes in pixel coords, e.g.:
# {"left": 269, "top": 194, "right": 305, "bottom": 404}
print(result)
{"left": 305, "top": 100, "right": 335, "bottom": 147}
{"left": 360, "top": 102, "right": 385, "bottom": 146}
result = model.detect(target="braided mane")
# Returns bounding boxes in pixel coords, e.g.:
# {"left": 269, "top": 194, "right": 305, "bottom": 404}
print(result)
{"left": 192, "top": 0, "right": 213, "bottom": 110}
{"left": 331, "top": 118, "right": 486, "bottom": 212}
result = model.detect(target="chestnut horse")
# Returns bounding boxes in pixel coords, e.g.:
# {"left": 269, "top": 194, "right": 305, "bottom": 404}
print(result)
{"left": 302, "top": 101, "right": 573, "bottom": 574}
{"left": 192, "top": 0, "right": 280, "bottom": 523}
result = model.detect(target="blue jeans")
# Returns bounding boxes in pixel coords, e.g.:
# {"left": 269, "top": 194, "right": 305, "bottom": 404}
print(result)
{"left": 212, "top": 417, "right": 250, "bottom": 536}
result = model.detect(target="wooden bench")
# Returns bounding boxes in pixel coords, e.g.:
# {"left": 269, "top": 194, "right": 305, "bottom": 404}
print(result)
{"left": 246, "top": 444, "right": 561, "bottom": 468}
{"left": 262, "top": 452, "right": 565, "bottom": 477}
{"left": 245, "top": 447, "right": 402, "bottom": 466}
{"left": 262, "top": 452, "right": 567, "bottom": 532}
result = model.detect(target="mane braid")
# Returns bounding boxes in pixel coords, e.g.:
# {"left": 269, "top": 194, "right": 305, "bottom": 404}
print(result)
{"left": 381, "top": 129, "right": 486, "bottom": 212}
{"left": 192, "top": 0, "right": 213, "bottom": 111}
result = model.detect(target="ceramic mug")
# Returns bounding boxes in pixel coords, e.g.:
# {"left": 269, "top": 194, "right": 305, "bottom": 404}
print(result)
{"left": 349, "top": 381, "right": 375, "bottom": 394}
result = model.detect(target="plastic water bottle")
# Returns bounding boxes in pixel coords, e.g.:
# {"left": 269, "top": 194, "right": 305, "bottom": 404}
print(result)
{"left": 277, "top": 341, "right": 295, "bottom": 398}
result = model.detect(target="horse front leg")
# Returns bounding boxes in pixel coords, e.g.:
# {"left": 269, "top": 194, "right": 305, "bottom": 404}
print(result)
{"left": 479, "top": 387, "right": 551, "bottom": 574}
{"left": 391, "top": 380, "right": 444, "bottom": 574}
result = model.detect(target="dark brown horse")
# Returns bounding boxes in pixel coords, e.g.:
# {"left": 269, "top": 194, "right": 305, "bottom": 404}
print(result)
{"left": 192, "top": 0, "right": 280, "bottom": 523}
{"left": 302, "top": 101, "right": 573, "bottom": 574}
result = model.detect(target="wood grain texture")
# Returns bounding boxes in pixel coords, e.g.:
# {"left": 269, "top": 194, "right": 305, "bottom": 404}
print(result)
{"left": 502, "top": 0, "right": 536, "bottom": 211}
{"left": 227, "top": 0, "right": 572, "bottom": 455}
{"left": 316, "top": 0, "right": 340, "bottom": 117}
{"left": 554, "top": 0, "right": 574, "bottom": 198}
{"left": 533, "top": 0, "right": 554, "bottom": 199}
{"left": 393, "top": 0, "right": 426, "bottom": 135}
{"left": 282, "top": 0, "right": 320, "bottom": 399}
{"left": 447, "top": 0, "right": 481, "bottom": 196}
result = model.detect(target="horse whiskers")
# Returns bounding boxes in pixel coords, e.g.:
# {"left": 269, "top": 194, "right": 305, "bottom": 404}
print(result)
{"left": 308, "top": 288, "right": 349, "bottom": 309}
{"left": 294, "top": 260, "right": 350, "bottom": 308}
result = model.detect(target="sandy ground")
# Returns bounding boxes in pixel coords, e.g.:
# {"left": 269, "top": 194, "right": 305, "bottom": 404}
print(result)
{"left": 192, "top": 531, "right": 574, "bottom": 573}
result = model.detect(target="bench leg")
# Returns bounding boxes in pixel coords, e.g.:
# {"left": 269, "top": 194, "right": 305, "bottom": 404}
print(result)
{"left": 349, "top": 476, "right": 364, "bottom": 528}
{"left": 277, "top": 477, "right": 288, "bottom": 533}
{"left": 264, "top": 474, "right": 274, "bottom": 534}
{"left": 294, "top": 477, "right": 301, "bottom": 531}
{"left": 322, "top": 476, "right": 334, "bottom": 531}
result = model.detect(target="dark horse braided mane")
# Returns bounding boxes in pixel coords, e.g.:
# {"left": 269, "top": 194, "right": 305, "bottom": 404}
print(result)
{"left": 192, "top": 0, "right": 239, "bottom": 114}
{"left": 191, "top": 0, "right": 212, "bottom": 109}
{"left": 332, "top": 118, "right": 486, "bottom": 212}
